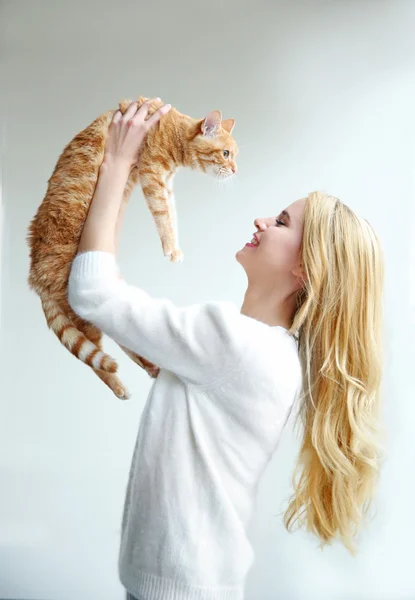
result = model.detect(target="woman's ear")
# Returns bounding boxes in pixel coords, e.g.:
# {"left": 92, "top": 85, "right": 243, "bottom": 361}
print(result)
{"left": 293, "top": 263, "right": 307, "bottom": 284}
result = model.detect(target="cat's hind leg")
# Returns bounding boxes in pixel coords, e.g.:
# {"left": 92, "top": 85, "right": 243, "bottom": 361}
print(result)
{"left": 67, "top": 309, "right": 132, "bottom": 399}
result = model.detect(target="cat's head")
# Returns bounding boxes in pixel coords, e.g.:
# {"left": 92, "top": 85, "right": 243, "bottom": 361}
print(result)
{"left": 191, "top": 110, "right": 238, "bottom": 179}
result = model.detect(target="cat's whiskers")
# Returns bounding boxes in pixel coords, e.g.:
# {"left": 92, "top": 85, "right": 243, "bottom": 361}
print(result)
{"left": 225, "top": 173, "right": 237, "bottom": 189}
{"left": 218, "top": 168, "right": 230, "bottom": 181}
{"left": 214, "top": 170, "right": 226, "bottom": 189}
{"left": 214, "top": 168, "right": 237, "bottom": 190}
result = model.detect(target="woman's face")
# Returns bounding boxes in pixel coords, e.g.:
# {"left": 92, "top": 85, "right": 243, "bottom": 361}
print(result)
{"left": 236, "top": 198, "right": 306, "bottom": 292}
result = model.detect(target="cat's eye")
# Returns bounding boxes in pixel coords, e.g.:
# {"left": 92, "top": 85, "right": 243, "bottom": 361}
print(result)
{"left": 223, "top": 150, "right": 230, "bottom": 158}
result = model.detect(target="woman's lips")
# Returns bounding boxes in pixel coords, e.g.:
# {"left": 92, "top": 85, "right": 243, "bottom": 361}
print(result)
{"left": 245, "top": 233, "right": 259, "bottom": 247}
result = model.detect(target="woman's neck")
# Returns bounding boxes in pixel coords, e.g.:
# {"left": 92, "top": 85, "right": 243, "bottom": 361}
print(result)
{"left": 240, "top": 286, "right": 296, "bottom": 330}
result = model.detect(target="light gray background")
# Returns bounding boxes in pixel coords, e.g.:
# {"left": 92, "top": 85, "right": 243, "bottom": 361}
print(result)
{"left": 1, "top": 1, "right": 414, "bottom": 599}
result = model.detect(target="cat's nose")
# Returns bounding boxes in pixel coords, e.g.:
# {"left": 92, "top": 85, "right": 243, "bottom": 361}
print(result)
{"left": 231, "top": 165, "right": 237, "bottom": 174}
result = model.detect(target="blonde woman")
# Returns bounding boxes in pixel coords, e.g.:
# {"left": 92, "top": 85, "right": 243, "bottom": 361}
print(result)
{"left": 68, "top": 99, "right": 386, "bottom": 600}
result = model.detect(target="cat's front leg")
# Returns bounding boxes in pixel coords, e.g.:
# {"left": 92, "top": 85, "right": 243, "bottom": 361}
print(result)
{"left": 118, "top": 344, "right": 160, "bottom": 379}
{"left": 139, "top": 168, "right": 183, "bottom": 263}
{"left": 165, "top": 174, "right": 182, "bottom": 261}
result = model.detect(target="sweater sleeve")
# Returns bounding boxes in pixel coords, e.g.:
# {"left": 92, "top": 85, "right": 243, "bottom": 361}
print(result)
{"left": 67, "top": 251, "right": 248, "bottom": 387}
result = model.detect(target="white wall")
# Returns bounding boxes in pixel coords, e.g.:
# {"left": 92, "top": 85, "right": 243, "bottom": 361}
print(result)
{"left": 1, "top": 1, "right": 414, "bottom": 599}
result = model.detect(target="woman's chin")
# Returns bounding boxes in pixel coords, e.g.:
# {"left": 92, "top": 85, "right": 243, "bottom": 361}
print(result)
{"left": 235, "top": 247, "right": 249, "bottom": 264}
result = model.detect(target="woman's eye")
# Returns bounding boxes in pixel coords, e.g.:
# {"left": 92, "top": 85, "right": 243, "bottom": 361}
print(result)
{"left": 223, "top": 150, "right": 230, "bottom": 158}
{"left": 275, "top": 218, "right": 285, "bottom": 226}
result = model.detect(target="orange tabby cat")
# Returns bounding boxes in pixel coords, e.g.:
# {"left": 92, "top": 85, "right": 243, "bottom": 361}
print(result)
{"left": 27, "top": 96, "right": 238, "bottom": 399}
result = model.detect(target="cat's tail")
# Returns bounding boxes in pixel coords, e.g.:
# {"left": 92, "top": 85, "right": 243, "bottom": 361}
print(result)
{"left": 41, "top": 298, "right": 118, "bottom": 373}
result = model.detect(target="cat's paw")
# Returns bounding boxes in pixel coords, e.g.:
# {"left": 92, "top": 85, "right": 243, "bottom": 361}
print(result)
{"left": 164, "top": 248, "right": 184, "bottom": 263}
{"left": 110, "top": 378, "right": 131, "bottom": 400}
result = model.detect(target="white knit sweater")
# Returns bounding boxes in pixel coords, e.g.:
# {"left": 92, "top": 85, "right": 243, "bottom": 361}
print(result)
{"left": 68, "top": 251, "right": 302, "bottom": 600}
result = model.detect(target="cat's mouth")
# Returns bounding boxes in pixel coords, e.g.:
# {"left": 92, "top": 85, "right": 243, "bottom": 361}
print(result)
{"left": 217, "top": 169, "right": 234, "bottom": 179}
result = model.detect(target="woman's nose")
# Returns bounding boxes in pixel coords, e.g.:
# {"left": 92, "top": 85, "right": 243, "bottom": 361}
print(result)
{"left": 254, "top": 217, "right": 267, "bottom": 231}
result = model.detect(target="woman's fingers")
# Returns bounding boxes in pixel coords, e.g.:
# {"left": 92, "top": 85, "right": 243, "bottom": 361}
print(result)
{"left": 141, "top": 98, "right": 160, "bottom": 117}
{"left": 145, "top": 103, "right": 172, "bottom": 127}
{"left": 111, "top": 109, "right": 122, "bottom": 125}
{"left": 131, "top": 98, "right": 171, "bottom": 125}
{"left": 113, "top": 98, "right": 170, "bottom": 128}
{"left": 126, "top": 98, "right": 158, "bottom": 124}
{"left": 122, "top": 101, "right": 140, "bottom": 122}
{"left": 112, "top": 98, "right": 168, "bottom": 124}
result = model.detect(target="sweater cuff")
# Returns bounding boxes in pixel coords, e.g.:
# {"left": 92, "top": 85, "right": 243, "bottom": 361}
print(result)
{"left": 70, "top": 251, "right": 118, "bottom": 280}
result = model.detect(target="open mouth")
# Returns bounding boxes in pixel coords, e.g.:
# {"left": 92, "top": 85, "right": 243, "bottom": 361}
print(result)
{"left": 245, "top": 234, "right": 259, "bottom": 247}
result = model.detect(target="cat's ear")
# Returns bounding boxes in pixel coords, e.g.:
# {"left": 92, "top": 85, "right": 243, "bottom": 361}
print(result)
{"left": 201, "top": 110, "right": 222, "bottom": 137}
{"left": 221, "top": 118, "right": 235, "bottom": 134}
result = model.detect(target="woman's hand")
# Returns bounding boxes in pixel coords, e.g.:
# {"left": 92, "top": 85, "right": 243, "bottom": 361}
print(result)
{"left": 77, "top": 98, "right": 171, "bottom": 256}
{"left": 103, "top": 98, "right": 172, "bottom": 170}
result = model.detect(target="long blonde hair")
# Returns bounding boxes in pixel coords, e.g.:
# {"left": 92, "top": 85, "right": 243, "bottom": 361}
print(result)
{"left": 283, "top": 190, "right": 386, "bottom": 556}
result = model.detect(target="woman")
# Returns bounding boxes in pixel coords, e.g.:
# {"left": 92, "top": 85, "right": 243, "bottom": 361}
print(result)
{"left": 68, "top": 99, "right": 385, "bottom": 600}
